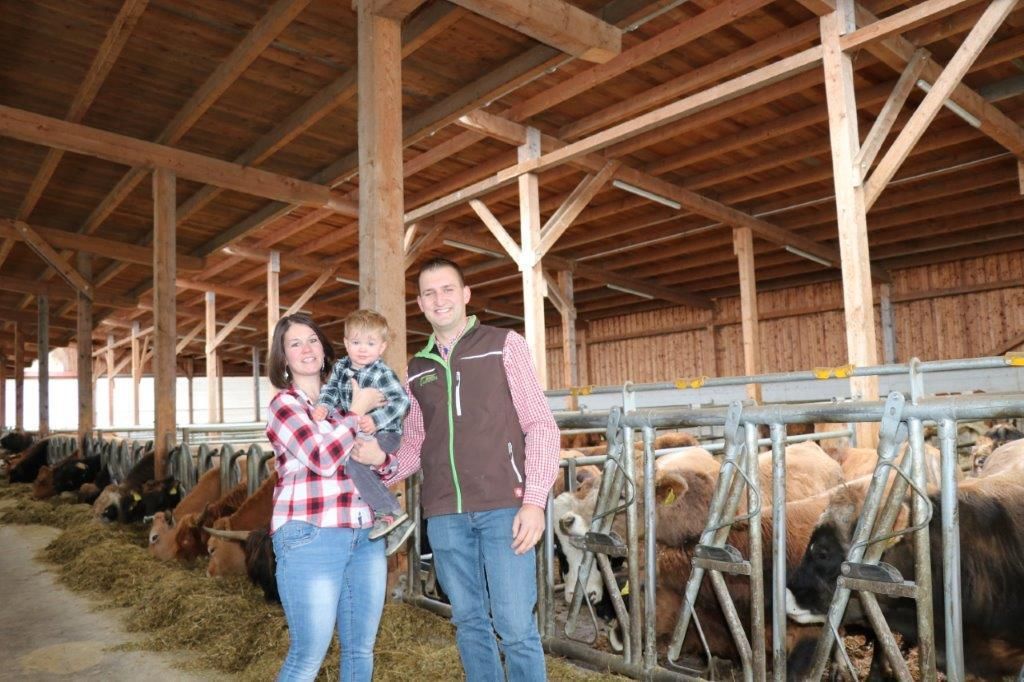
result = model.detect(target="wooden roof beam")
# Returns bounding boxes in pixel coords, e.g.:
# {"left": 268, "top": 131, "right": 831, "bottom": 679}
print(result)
{"left": 0, "top": 275, "right": 132, "bottom": 308}
{"left": 448, "top": 0, "right": 621, "bottom": 63}
{"left": 0, "top": 105, "right": 357, "bottom": 216}
{"left": 840, "top": 0, "right": 987, "bottom": 52}
{"left": 0, "top": 218, "right": 205, "bottom": 271}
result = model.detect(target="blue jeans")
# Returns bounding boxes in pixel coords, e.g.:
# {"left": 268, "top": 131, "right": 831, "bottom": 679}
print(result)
{"left": 427, "top": 507, "right": 546, "bottom": 682}
{"left": 272, "top": 522, "right": 386, "bottom": 682}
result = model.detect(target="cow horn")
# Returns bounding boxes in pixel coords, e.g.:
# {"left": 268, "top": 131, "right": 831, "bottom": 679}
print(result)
{"left": 203, "top": 527, "right": 251, "bottom": 541}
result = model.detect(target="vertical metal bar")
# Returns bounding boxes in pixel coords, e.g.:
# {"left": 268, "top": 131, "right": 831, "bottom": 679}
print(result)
{"left": 745, "top": 422, "right": 766, "bottom": 681}
{"left": 769, "top": 422, "right": 788, "bottom": 681}
{"left": 908, "top": 416, "right": 937, "bottom": 679}
{"left": 544, "top": 489, "right": 555, "bottom": 638}
{"left": 709, "top": 571, "right": 754, "bottom": 682}
{"left": 407, "top": 473, "right": 422, "bottom": 600}
{"left": 938, "top": 417, "right": 965, "bottom": 681}
{"left": 642, "top": 425, "right": 658, "bottom": 675}
{"left": 623, "top": 424, "right": 641, "bottom": 664}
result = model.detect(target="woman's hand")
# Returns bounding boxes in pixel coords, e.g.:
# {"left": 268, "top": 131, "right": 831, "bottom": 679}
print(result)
{"left": 350, "top": 436, "right": 386, "bottom": 467}
{"left": 349, "top": 380, "right": 385, "bottom": 416}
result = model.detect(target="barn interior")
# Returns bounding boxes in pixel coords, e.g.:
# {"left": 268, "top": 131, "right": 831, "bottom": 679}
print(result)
{"left": 2, "top": 0, "right": 1024, "bottom": 679}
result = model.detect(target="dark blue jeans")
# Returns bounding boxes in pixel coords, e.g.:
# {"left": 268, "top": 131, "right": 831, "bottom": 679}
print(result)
{"left": 427, "top": 507, "right": 546, "bottom": 681}
{"left": 272, "top": 522, "right": 386, "bottom": 681}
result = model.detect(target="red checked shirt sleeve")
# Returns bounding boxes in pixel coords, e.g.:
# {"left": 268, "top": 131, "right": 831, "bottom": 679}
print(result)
{"left": 503, "top": 331, "right": 560, "bottom": 509}
{"left": 389, "top": 387, "right": 424, "bottom": 485}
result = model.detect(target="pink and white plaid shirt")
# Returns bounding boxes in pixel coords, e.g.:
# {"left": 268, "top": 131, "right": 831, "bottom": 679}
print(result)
{"left": 266, "top": 386, "right": 395, "bottom": 533}
{"left": 390, "top": 330, "right": 559, "bottom": 509}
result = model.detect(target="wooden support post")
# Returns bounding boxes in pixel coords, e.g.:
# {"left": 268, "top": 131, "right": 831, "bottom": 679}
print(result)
{"left": 106, "top": 334, "right": 115, "bottom": 426}
{"left": 185, "top": 356, "right": 195, "bottom": 425}
{"left": 37, "top": 296, "right": 49, "bottom": 437}
{"left": 252, "top": 346, "right": 261, "bottom": 422}
{"left": 822, "top": 7, "right": 880, "bottom": 447}
{"left": 14, "top": 324, "right": 23, "bottom": 430}
{"left": 733, "top": 227, "right": 762, "bottom": 402}
{"left": 77, "top": 254, "right": 93, "bottom": 441}
{"left": 357, "top": 0, "right": 406, "bottom": 375}
{"left": 153, "top": 167, "right": 176, "bottom": 479}
{"left": 0, "top": 353, "right": 5, "bottom": 429}
{"left": 578, "top": 323, "right": 590, "bottom": 386}
{"left": 519, "top": 127, "right": 548, "bottom": 387}
{"left": 205, "top": 291, "right": 221, "bottom": 424}
{"left": 557, "top": 271, "right": 578, "bottom": 391}
{"left": 131, "top": 321, "right": 141, "bottom": 425}
{"left": 880, "top": 283, "right": 896, "bottom": 364}
{"left": 267, "top": 250, "right": 280, "bottom": 352}
{"left": 217, "top": 355, "right": 225, "bottom": 423}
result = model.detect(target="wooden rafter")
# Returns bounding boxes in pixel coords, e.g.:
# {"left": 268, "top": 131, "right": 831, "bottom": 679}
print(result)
{"left": 404, "top": 222, "right": 447, "bottom": 270}
{"left": 536, "top": 160, "right": 619, "bottom": 259}
{"left": 0, "top": 218, "right": 205, "bottom": 271}
{"left": 840, "top": 0, "right": 986, "bottom": 52}
{"left": 13, "top": 221, "right": 93, "bottom": 298}
{"left": 176, "top": 321, "right": 205, "bottom": 354}
{"left": 469, "top": 199, "right": 522, "bottom": 264}
{"left": 0, "top": 106, "right": 357, "bottom": 215}
{"left": 283, "top": 269, "right": 338, "bottom": 317}
{"left": 211, "top": 300, "right": 261, "bottom": 350}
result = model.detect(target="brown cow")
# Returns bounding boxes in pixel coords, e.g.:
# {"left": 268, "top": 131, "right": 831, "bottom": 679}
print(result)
{"left": 832, "top": 443, "right": 944, "bottom": 485}
{"left": 787, "top": 472, "right": 1024, "bottom": 678}
{"left": 152, "top": 477, "right": 250, "bottom": 563}
{"left": 206, "top": 472, "right": 278, "bottom": 577}
{"left": 147, "top": 467, "right": 223, "bottom": 561}
{"left": 975, "top": 438, "right": 1024, "bottom": 477}
{"left": 971, "top": 422, "right": 1023, "bottom": 467}
{"left": 551, "top": 449, "right": 602, "bottom": 498}
{"left": 31, "top": 465, "right": 55, "bottom": 500}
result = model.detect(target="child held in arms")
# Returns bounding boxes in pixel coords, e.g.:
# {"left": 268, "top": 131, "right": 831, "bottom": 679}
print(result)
{"left": 312, "top": 309, "right": 413, "bottom": 551}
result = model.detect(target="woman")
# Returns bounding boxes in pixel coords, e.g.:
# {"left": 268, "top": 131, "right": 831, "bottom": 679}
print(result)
{"left": 266, "top": 313, "right": 391, "bottom": 681}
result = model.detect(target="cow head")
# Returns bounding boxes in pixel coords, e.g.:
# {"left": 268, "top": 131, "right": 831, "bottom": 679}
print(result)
{"left": 205, "top": 526, "right": 250, "bottom": 578}
{"left": 32, "top": 465, "right": 56, "bottom": 499}
{"left": 652, "top": 467, "right": 718, "bottom": 548}
{"left": 52, "top": 454, "right": 96, "bottom": 494}
{"left": 553, "top": 476, "right": 606, "bottom": 605}
{"left": 148, "top": 510, "right": 177, "bottom": 560}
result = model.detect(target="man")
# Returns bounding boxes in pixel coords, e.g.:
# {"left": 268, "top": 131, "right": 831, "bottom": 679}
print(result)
{"left": 391, "top": 257, "right": 560, "bottom": 681}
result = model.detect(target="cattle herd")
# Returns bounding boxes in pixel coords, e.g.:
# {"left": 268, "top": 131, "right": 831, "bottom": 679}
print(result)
{"left": 3, "top": 420, "right": 1024, "bottom": 679}
{"left": 553, "top": 422, "right": 1024, "bottom": 679}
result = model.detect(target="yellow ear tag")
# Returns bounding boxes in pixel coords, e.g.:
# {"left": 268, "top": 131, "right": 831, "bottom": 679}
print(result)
{"left": 620, "top": 581, "right": 629, "bottom": 597}
{"left": 131, "top": 491, "right": 142, "bottom": 502}
{"left": 662, "top": 488, "right": 676, "bottom": 506}
{"left": 169, "top": 486, "right": 178, "bottom": 495}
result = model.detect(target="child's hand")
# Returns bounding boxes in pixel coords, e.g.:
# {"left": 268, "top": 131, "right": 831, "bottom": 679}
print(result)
{"left": 358, "top": 415, "right": 377, "bottom": 434}
{"left": 312, "top": 404, "right": 329, "bottom": 421}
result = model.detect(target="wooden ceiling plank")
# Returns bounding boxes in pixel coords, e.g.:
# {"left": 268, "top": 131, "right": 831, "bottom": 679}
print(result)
{"left": 469, "top": 199, "right": 522, "bottom": 263}
{"left": 561, "top": 18, "right": 819, "bottom": 140}
{"left": 18, "top": 0, "right": 149, "bottom": 223}
{"left": 364, "top": 0, "right": 429, "bottom": 20}
{"left": 863, "top": 0, "right": 1018, "bottom": 209}
{"left": 840, "top": 0, "right": 985, "bottom": 52}
{"left": 14, "top": 221, "right": 94, "bottom": 299}
{"left": 0, "top": 218, "right": 205, "bottom": 271}
{"left": 448, "top": 0, "right": 622, "bottom": 63}
{"left": 0, "top": 105, "right": 357, "bottom": 215}
{"left": 77, "top": 0, "right": 313, "bottom": 237}
{"left": 510, "top": 0, "right": 774, "bottom": 121}
{"left": 536, "top": 160, "right": 619, "bottom": 259}
{"left": 404, "top": 222, "right": 447, "bottom": 270}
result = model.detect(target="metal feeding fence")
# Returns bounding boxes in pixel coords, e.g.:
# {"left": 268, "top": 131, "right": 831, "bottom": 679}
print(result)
{"left": 401, "top": 355, "right": 1023, "bottom": 681}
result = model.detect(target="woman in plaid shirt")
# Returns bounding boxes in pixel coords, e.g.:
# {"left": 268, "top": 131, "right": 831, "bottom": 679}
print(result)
{"left": 265, "top": 312, "right": 391, "bottom": 682}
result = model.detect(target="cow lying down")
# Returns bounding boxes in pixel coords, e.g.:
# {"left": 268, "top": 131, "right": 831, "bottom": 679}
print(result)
{"left": 786, "top": 471, "right": 1024, "bottom": 679}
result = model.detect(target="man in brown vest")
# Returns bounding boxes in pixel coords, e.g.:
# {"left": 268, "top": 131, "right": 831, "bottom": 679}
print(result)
{"left": 390, "top": 257, "right": 560, "bottom": 681}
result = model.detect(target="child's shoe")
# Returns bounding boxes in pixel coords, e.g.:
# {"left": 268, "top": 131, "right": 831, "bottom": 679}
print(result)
{"left": 369, "top": 511, "right": 409, "bottom": 540}
{"left": 385, "top": 518, "right": 415, "bottom": 556}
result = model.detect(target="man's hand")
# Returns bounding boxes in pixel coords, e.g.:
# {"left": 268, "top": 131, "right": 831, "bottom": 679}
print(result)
{"left": 357, "top": 415, "right": 377, "bottom": 434}
{"left": 511, "top": 504, "right": 545, "bottom": 555}
{"left": 311, "top": 404, "right": 329, "bottom": 421}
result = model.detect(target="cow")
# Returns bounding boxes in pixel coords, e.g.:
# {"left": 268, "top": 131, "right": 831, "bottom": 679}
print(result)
{"left": 205, "top": 472, "right": 278, "bottom": 577}
{"left": 151, "top": 477, "right": 250, "bottom": 563}
{"left": 31, "top": 464, "right": 56, "bottom": 500}
{"left": 1, "top": 430, "right": 34, "bottom": 453}
{"left": 786, "top": 472, "right": 1024, "bottom": 678}
{"left": 830, "top": 443, "right": 945, "bottom": 485}
{"left": 148, "top": 466, "right": 224, "bottom": 561}
{"left": 98, "top": 452, "right": 181, "bottom": 523}
{"left": 8, "top": 437, "right": 52, "bottom": 483}
{"left": 53, "top": 454, "right": 106, "bottom": 495}
{"left": 551, "top": 449, "right": 602, "bottom": 498}
{"left": 205, "top": 525, "right": 279, "bottom": 603}
{"left": 975, "top": 438, "right": 1024, "bottom": 478}
{"left": 973, "top": 423, "right": 1024, "bottom": 473}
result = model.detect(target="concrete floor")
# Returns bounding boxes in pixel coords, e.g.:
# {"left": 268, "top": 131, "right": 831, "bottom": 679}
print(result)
{"left": 0, "top": 511, "right": 229, "bottom": 681}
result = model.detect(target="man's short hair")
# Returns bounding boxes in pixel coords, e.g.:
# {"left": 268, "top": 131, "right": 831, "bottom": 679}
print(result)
{"left": 344, "top": 308, "right": 390, "bottom": 340}
{"left": 418, "top": 257, "right": 465, "bottom": 288}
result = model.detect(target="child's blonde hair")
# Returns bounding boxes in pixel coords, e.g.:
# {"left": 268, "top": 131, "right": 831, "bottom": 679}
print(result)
{"left": 344, "top": 308, "right": 390, "bottom": 341}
